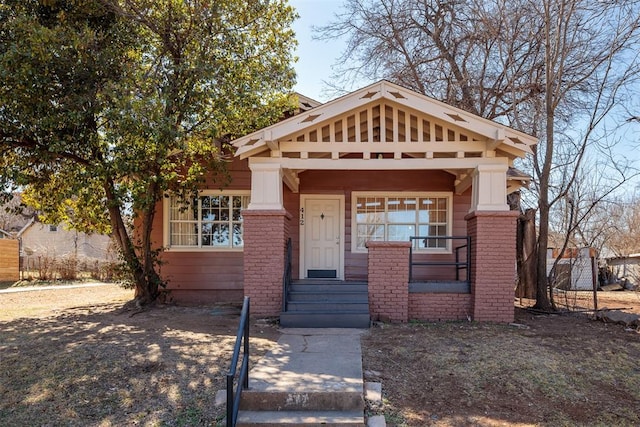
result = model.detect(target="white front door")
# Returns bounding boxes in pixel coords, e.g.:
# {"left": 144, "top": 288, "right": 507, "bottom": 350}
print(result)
{"left": 303, "top": 197, "right": 342, "bottom": 279}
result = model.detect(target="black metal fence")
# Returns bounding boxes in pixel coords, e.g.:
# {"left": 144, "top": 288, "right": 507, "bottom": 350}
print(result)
{"left": 226, "top": 296, "right": 250, "bottom": 427}
{"left": 409, "top": 236, "right": 471, "bottom": 283}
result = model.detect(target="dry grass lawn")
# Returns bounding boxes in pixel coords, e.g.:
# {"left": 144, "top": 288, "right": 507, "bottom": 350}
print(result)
{"left": 0, "top": 284, "right": 280, "bottom": 426}
{"left": 0, "top": 283, "right": 639, "bottom": 426}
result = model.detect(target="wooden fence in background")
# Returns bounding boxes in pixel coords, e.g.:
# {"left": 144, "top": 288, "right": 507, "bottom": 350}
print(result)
{"left": 0, "top": 239, "right": 19, "bottom": 281}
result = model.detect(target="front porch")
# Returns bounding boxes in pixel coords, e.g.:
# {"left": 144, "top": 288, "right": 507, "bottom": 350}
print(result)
{"left": 232, "top": 81, "right": 535, "bottom": 324}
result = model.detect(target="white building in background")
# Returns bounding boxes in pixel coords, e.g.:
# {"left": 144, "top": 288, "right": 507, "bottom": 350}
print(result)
{"left": 17, "top": 218, "right": 115, "bottom": 266}
{"left": 547, "top": 247, "right": 598, "bottom": 291}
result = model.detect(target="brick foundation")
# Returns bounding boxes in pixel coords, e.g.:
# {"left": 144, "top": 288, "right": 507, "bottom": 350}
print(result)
{"left": 409, "top": 293, "right": 472, "bottom": 321}
{"left": 466, "top": 210, "right": 518, "bottom": 322}
{"left": 367, "top": 241, "right": 410, "bottom": 323}
{"left": 242, "top": 210, "right": 291, "bottom": 316}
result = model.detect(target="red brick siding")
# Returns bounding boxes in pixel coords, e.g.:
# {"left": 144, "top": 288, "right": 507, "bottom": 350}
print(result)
{"left": 243, "top": 210, "right": 291, "bottom": 316}
{"left": 367, "top": 241, "right": 410, "bottom": 323}
{"left": 466, "top": 211, "right": 518, "bottom": 322}
{"left": 409, "top": 293, "right": 472, "bottom": 321}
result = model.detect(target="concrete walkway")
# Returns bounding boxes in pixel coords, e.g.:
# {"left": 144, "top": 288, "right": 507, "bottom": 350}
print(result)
{"left": 0, "top": 281, "right": 113, "bottom": 294}
{"left": 249, "top": 328, "right": 365, "bottom": 394}
{"left": 237, "top": 328, "right": 373, "bottom": 426}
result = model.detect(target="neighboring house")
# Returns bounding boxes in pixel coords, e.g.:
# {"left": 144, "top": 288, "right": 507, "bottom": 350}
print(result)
{"left": 547, "top": 247, "right": 598, "bottom": 291}
{"left": 151, "top": 80, "right": 538, "bottom": 324}
{"left": 605, "top": 253, "right": 640, "bottom": 290}
{"left": 0, "top": 194, "right": 34, "bottom": 235}
{"left": 18, "top": 218, "right": 114, "bottom": 267}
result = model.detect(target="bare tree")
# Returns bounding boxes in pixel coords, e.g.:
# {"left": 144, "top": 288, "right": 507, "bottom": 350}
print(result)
{"left": 317, "top": 0, "right": 640, "bottom": 310}
{"left": 602, "top": 191, "right": 640, "bottom": 257}
{"left": 530, "top": 0, "right": 640, "bottom": 309}
{"left": 318, "top": 0, "right": 544, "bottom": 124}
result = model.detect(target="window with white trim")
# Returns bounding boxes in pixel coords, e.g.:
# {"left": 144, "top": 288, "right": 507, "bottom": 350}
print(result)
{"left": 167, "top": 193, "right": 250, "bottom": 249}
{"left": 353, "top": 193, "right": 451, "bottom": 251}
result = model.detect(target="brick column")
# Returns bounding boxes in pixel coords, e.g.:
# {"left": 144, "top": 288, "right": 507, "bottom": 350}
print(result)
{"left": 366, "top": 241, "right": 411, "bottom": 323}
{"left": 465, "top": 210, "right": 518, "bottom": 322}
{"left": 243, "top": 210, "right": 291, "bottom": 316}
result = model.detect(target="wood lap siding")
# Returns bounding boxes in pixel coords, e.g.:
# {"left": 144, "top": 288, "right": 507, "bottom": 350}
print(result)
{"left": 283, "top": 185, "right": 300, "bottom": 279}
{"left": 160, "top": 252, "right": 244, "bottom": 303}
{"left": 151, "top": 158, "right": 251, "bottom": 304}
{"left": 299, "top": 169, "right": 471, "bottom": 281}
{"left": 152, "top": 160, "right": 474, "bottom": 300}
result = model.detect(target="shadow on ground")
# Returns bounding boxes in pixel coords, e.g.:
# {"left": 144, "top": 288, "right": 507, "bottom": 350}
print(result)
{"left": 0, "top": 303, "right": 280, "bottom": 426}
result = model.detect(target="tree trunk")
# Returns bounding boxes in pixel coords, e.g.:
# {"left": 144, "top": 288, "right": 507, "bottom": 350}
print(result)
{"left": 103, "top": 178, "right": 160, "bottom": 305}
{"left": 534, "top": 2, "right": 555, "bottom": 311}
{"left": 517, "top": 208, "right": 538, "bottom": 299}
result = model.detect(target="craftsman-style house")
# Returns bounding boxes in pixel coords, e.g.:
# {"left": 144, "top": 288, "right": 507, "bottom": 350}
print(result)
{"left": 150, "top": 81, "right": 537, "bottom": 326}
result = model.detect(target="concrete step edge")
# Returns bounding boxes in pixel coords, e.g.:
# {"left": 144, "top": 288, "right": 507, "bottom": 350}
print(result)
{"left": 236, "top": 410, "right": 365, "bottom": 426}
{"left": 240, "top": 390, "right": 365, "bottom": 411}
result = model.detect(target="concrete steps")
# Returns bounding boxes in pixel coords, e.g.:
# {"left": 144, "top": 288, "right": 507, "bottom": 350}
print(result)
{"left": 237, "top": 410, "right": 364, "bottom": 426}
{"left": 281, "top": 281, "right": 370, "bottom": 328}
{"left": 236, "top": 329, "right": 366, "bottom": 427}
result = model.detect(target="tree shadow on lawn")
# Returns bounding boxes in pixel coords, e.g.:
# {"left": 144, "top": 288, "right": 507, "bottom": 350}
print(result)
{"left": 0, "top": 303, "right": 280, "bottom": 426}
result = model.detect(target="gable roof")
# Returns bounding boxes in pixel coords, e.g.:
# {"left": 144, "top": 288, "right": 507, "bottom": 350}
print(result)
{"left": 16, "top": 217, "right": 36, "bottom": 238}
{"left": 232, "top": 80, "right": 537, "bottom": 161}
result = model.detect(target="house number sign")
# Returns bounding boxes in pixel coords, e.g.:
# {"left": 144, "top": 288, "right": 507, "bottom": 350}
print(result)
{"left": 300, "top": 207, "right": 304, "bottom": 226}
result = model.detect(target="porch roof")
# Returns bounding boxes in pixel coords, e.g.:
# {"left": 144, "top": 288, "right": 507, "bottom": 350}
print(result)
{"left": 231, "top": 80, "right": 537, "bottom": 165}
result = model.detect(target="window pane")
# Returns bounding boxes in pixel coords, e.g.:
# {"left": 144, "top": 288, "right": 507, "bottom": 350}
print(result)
{"left": 356, "top": 223, "right": 384, "bottom": 249}
{"left": 232, "top": 196, "right": 242, "bottom": 221}
{"left": 418, "top": 198, "right": 434, "bottom": 222}
{"left": 388, "top": 224, "right": 415, "bottom": 241}
{"left": 434, "top": 210, "right": 447, "bottom": 223}
{"left": 387, "top": 198, "right": 416, "bottom": 223}
{"left": 233, "top": 223, "right": 243, "bottom": 247}
{"left": 170, "top": 222, "right": 197, "bottom": 246}
{"left": 219, "top": 196, "right": 230, "bottom": 221}
{"left": 170, "top": 197, "right": 197, "bottom": 221}
{"left": 208, "top": 223, "right": 229, "bottom": 246}
{"left": 418, "top": 225, "right": 446, "bottom": 248}
{"left": 356, "top": 197, "right": 385, "bottom": 223}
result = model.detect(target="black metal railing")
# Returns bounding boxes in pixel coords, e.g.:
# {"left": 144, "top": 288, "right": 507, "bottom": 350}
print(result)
{"left": 282, "top": 237, "right": 292, "bottom": 312}
{"left": 409, "top": 236, "right": 471, "bottom": 283}
{"left": 226, "top": 297, "right": 250, "bottom": 427}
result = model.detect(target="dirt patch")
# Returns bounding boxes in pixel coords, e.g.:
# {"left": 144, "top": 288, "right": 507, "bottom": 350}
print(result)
{"left": 363, "top": 293, "right": 640, "bottom": 426}
{"left": 0, "top": 285, "right": 280, "bottom": 426}
{"left": 519, "top": 290, "right": 640, "bottom": 315}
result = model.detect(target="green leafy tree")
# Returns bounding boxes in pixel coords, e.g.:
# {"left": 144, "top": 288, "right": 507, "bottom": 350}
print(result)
{"left": 0, "top": 0, "right": 297, "bottom": 304}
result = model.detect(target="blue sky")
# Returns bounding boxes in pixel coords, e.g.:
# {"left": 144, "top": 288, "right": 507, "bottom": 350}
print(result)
{"left": 288, "top": 0, "right": 639, "bottom": 176}
{"left": 290, "top": 0, "right": 355, "bottom": 102}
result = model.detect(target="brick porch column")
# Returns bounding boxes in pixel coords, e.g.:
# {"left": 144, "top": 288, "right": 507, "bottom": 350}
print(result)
{"left": 465, "top": 210, "right": 518, "bottom": 322}
{"left": 367, "top": 241, "right": 411, "bottom": 323}
{"left": 243, "top": 210, "right": 291, "bottom": 316}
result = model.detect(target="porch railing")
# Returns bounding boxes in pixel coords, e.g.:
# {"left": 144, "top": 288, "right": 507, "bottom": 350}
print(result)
{"left": 409, "top": 236, "right": 471, "bottom": 283}
{"left": 226, "top": 296, "right": 250, "bottom": 427}
{"left": 282, "top": 238, "right": 292, "bottom": 312}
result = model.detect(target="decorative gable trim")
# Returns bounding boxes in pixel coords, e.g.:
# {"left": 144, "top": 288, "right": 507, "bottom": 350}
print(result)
{"left": 232, "top": 80, "right": 537, "bottom": 162}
